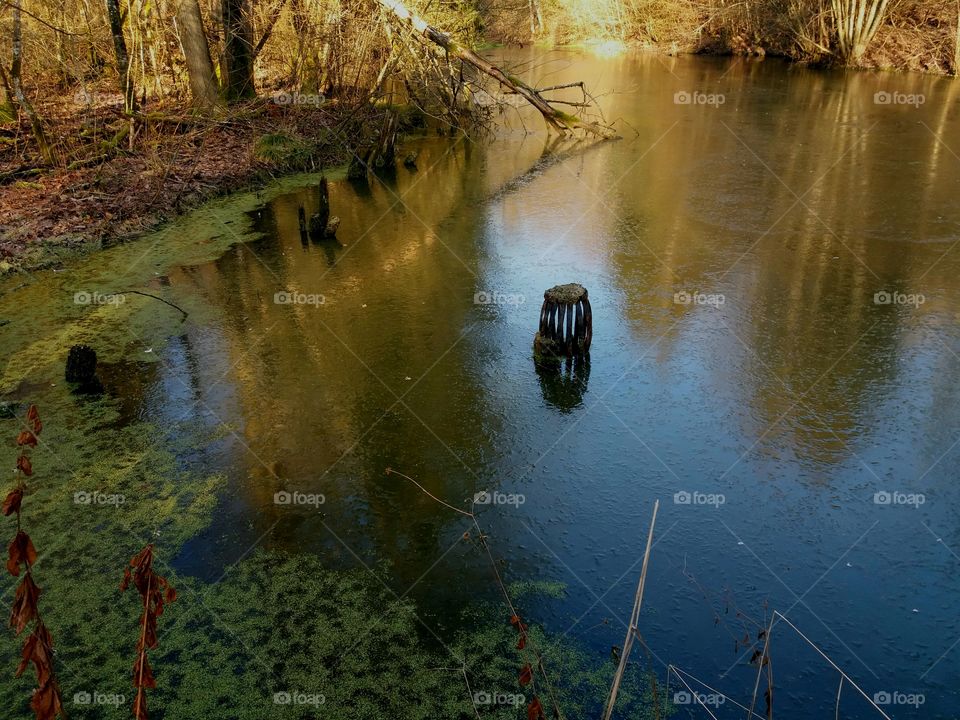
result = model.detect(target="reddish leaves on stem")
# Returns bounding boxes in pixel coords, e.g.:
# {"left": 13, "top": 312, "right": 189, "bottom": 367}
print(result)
{"left": 2, "top": 488, "right": 23, "bottom": 516}
{"left": 122, "top": 543, "right": 176, "bottom": 720}
{"left": 519, "top": 663, "right": 533, "bottom": 686}
{"left": 5, "top": 405, "right": 65, "bottom": 720}
{"left": 527, "top": 696, "right": 546, "bottom": 720}
{"left": 7, "top": 529, "right": 36, "bottom": 575}
{"left": 18, "top": 622, "right": 64, "bottom": 719}
{"left": 10, "top": 573, "right": 41, "bottom": 633}
{"left": 510, "top": 614, "right": 529, "bottom": 650}
{"left": 510, "top": 615, "right": 547, "bottom": 719}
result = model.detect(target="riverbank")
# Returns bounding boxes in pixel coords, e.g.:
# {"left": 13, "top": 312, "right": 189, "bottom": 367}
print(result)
{"left": 1, "top": 8, "right": 953, "bottom": 278}
{"left": 487, "top": 0, "right": 959, "bottom": 75}
{"left": 0, "top": 97, "right": 377, "bottom": 275}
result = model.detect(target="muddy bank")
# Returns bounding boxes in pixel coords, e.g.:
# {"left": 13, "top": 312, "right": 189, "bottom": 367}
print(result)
{"left": 0, "top": 99, "right": 385, "bottom": 275}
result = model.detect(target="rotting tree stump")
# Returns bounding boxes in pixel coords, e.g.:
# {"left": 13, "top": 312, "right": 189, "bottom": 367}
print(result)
{"left": 533, "top": 283, "right": 592, "bottom": 360}
{"left": 65, "top": 344, "right": 103, "bottom": 393}
{"left": 65, "top": 344, "right": 97, "bottom": 383}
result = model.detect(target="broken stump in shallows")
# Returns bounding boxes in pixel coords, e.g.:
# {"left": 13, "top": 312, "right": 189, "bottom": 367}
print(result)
{"left": 533, "top": 283, "right": 592, "bottom": 361}
{"left": 298, "top": 176, "right": 340, "bottom": 240}
{"left": 66, "top": 345, "right": 97, "bottom": 383}
{"left": 65, "top": 344, "right": 103, "bottom": 393}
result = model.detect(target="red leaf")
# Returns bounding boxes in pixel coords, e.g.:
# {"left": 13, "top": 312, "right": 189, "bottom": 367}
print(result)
{"left": 16, "top": 431, "right": 37, "bottom": 447}
{"left": 26, "top": 406, "right": 42, "bottom": 436}
{"left": 16, "top": 621, "right": 54, "bottom": 681}
{"left": 2, "top": 488, "right": 23, "bottom": 516}
{"left": 17, "top": 455, "right": 33, "bottom": 476}
{"left": 132, "top": 687, "right": 149, "bottom": 720}
{"left": 164, "top": 586, "right": 177, "bottom": 603}
{"left": 510, "top": 614, "right": 522, "bottom": 627}
{"left": 10, "top": 573, "right": 41, "bottom": 634}
{"left": 133, "top": 653, "right": 156, "bottom": 689}
{"left": 519, "top": 664, "right": 533, "bottom": 686}
{"left": 7, "top": 530, "right": 37, "bottom": 576}
{"left": 528, "top": 697, "right": 545, "bottom": 720}
{"left": 517, "top": 635, "right": 527, "bottom": 650}
{"left": 30, "top": 678, "right": 64, "bottom": 720}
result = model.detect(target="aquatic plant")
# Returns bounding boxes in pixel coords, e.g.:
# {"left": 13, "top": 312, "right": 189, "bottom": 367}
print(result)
{"left": 121, "top": 544, "right": 177, "bottom": 720}
{"left": 4, "top": 405, "right": 65, "bottom": 720}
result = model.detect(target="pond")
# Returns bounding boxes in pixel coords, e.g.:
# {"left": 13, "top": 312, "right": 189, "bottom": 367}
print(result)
{"left": 2, "top": 49, "right": 959, "bottom": 718}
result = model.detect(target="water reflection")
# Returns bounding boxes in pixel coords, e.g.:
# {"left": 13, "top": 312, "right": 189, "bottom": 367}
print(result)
{"left": 3, "top": 50, "right": 960, "bottom": 720}
{"left": 535, "top": 355, "right": 590, "bottom": 413}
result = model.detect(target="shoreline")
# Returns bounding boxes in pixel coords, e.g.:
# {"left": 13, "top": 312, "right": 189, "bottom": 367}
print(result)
{"left": 0, "top": 100, "right": 363, "bottom": 276}
{"left": 1, "top": 37, "right": 953, "bottom": 277}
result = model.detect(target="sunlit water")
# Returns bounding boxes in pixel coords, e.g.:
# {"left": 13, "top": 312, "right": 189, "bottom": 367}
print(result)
{"left": 4, "top": 50, "right": 960, "bottom": 717}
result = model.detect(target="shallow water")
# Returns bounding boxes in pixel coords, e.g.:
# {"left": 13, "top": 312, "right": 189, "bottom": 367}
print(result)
{"left": 4, "top": 50, "right": 960, "bottom": 718}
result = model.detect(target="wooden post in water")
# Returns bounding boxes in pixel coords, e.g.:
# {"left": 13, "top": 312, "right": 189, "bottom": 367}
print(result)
{"left": 533, "top": 283, "right": 592, "bottom": 360}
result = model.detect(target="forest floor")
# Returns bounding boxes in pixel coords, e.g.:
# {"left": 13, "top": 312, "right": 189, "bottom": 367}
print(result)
{"left": 0, "top": 91, "right": 368, "bottom": 275}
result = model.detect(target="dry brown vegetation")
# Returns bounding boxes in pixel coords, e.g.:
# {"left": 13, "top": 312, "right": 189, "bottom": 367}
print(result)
{"left": 485, "top": 0, "right": 960, "bottom": 73}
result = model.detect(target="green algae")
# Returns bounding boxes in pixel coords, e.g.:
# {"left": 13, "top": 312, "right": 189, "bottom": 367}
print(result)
{"left": 0, "top": 168, "right": 345, "bottom": 395}
{"left": 0, "top": 171, "right": 666, "bottom": 720}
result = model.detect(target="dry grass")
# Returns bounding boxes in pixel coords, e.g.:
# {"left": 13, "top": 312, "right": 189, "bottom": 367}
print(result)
{"left": 483, "top": 0, "right": 959, "bottom": 73}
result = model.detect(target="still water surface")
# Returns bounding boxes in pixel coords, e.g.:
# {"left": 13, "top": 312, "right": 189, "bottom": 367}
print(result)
{"left": 4, "top": 50, "right": 960, "bottom": 717}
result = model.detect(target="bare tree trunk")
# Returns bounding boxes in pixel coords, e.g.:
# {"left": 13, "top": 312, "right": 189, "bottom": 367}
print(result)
{"left": 831, "top": 0, "right": 890, "bottom": 64}
{"left": 8, "top": 0, "right": 57, "bottom": 164}
{"left": 222, "top": 0, "right": 255, "bottom": 100}
{"left": 377, "top": 0, "right": 616, "bottom": 138}
{"left": 105, "top": 0, "right": 137, "bottom": 113}
{"left": 176, "top": 0, "right": 221, "bottom": 107}
{"left": 252, "top": 0, "right": 289, "bottom": 58}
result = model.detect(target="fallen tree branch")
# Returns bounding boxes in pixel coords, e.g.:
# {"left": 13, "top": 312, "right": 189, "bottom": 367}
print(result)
{"left": 377, "top": 0, "right": 618, "bottom": 139}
